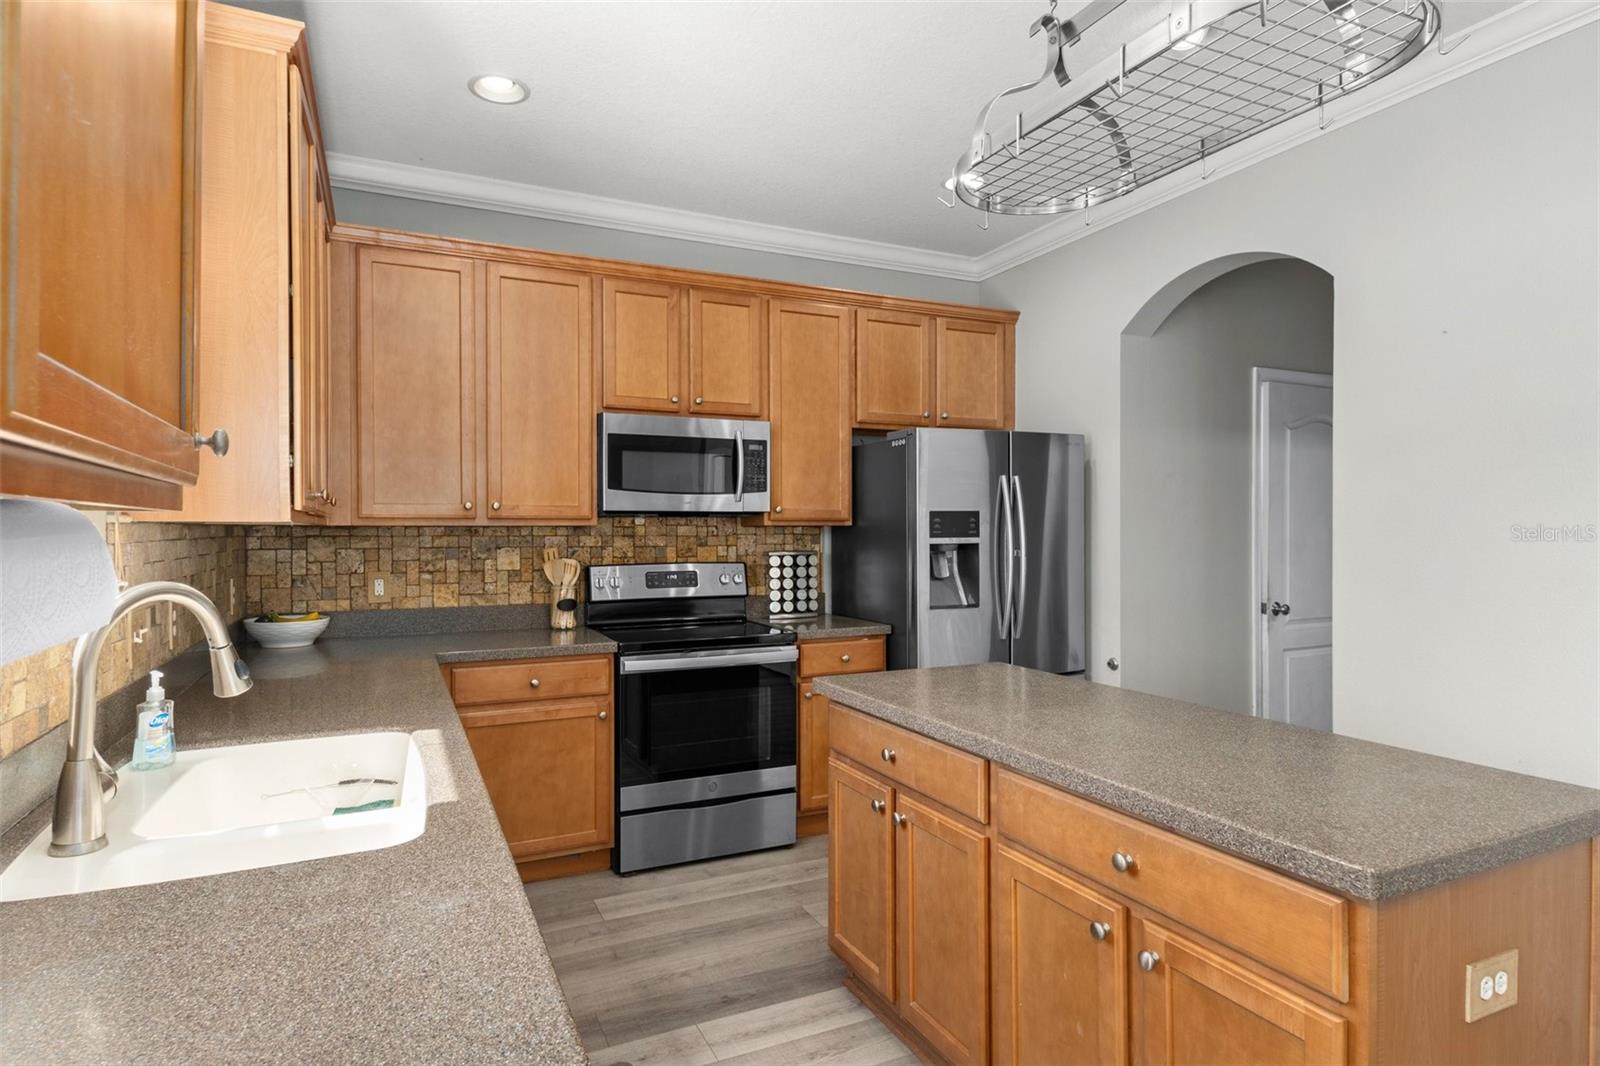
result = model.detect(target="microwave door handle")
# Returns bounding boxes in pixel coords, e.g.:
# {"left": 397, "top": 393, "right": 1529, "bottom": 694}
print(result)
{"left": 1011, "top": 474, "right": 1027, "bottom": 640}
{"left": 735, "top": 429, "right": 745, "bottom": 504}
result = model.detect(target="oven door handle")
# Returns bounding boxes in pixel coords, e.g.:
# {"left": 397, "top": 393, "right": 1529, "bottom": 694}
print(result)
{"left": 619, "top": 646, "right": 799, "bottom": 674}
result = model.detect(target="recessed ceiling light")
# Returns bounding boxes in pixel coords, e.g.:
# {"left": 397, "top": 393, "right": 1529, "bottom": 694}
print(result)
{"left": 469, "top": 74, "right": 529, "bottom": 104}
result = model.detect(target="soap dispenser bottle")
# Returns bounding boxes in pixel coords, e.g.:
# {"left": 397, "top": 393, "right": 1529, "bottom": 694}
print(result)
{"left": 130, "top": 669, "right": 176, "bottom": 771}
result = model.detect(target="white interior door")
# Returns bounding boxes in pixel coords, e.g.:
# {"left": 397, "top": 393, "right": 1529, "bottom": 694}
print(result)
{"left": 1254, "top": 371, "right": 1333, "bottom": 730}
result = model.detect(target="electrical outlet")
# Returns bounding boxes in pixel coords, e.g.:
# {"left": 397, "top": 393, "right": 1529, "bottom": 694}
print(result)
{"left": 370, "top": 575, "right": 391, "bottom": 603}
{"left": 1465, "top": 948, "right": 1518, "bottom": 1023}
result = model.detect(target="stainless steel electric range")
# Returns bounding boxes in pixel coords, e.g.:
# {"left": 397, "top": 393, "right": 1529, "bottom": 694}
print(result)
{"left": 586, "top": 562, "right": 798, "bottom": 874}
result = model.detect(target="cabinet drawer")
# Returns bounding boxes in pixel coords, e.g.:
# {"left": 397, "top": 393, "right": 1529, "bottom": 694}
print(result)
{"left": 799, "top": 636, "right": 885, "bottom": 679}
{"left": 451, "top": 655, "right": 612, "bottom": 707}
{"left": 830, "top": 703, "right": 987, "bottom": 824}
{"left": 993, "top": 767, "right": 1348, "bottom": 1001}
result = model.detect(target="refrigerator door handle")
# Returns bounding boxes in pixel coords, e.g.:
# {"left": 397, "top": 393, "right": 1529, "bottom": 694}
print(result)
{"left": 995, "top": 475, "right": 1014, "bottom": 638}
{"left": 1011, "top": 474, "right": 1027, "bottom": 639}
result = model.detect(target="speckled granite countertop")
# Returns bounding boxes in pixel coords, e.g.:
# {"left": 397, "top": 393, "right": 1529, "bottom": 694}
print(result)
{"left": 744, "top": 603, "right": 891, "bottom": 639}
{"left": 814, "top": 663, "right": 1600, "bottom": 901}
{"left": 0, "top": 630, "right": 610, "bottom": 1065}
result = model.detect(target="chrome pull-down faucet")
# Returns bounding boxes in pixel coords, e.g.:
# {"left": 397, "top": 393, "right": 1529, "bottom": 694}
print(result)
{"left": 50, "top": 581, "right": 253, "bottom": 857}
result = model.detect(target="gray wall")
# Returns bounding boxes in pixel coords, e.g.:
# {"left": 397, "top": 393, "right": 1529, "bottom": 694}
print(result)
{"left": 1120, "top": 260, "right": 1333, "bottom": 714}
{"left": 981, "top": 26, "right": 1600, "bottom": 786}
{"left": 332, "top": 188, "right": 982, "bottom": 305}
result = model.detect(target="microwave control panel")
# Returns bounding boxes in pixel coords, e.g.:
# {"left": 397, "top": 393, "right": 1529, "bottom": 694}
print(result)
{"left": 742, "top": 440, "right": 768, "bottom": 491}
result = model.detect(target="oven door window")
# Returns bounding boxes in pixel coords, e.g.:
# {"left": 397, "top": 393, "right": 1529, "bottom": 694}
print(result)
{"left": 618, "top": 662, "right": 796, "bottom": 789}
{"left": 606, "top": 433, "right": 738, "bottom": 498}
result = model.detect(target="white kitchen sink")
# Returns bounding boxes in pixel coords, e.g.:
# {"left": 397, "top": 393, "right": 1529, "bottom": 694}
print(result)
{"left": 0, "top": 732, "right": 427, "bottom": 902}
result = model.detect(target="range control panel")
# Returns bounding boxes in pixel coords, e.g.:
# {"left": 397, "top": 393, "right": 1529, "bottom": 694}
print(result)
{"left": 589, "top": 561, "right": 747, "bottom": 601}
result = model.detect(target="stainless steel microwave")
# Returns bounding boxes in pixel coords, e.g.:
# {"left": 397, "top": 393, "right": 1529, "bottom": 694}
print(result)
{"left": 598, "top": 413, "right": 771, "bottom": 514}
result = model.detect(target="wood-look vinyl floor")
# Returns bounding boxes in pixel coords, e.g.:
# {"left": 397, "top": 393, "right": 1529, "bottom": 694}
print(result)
{"left": 524, "top": 835, "right": 915, "bottom": 1066}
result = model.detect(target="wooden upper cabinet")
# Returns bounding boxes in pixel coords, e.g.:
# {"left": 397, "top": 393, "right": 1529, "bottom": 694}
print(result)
{"left": 1131, "top": 919, "right": 1347, "bottom": 1066}
{"left": 688, "top": 289, "right": 766, "bottom": 417}
{"left": 855, "top": 309, "right": 933, "bottom": 429}
{"left": 936, "top": 318, "right": 1012, "bottom": 429}
{"left": 992, "top": 845, "right": 1128, "bottom": 1066}
{"left": 291, "top": 63, "right": 332, "bottom": 519}
{"left": 768, "top": 298, "right": 853, "bottom": 524}
{"left": 1, "top": 0, "right": 202, "bottom": 508}
{"left": 485, "top": 264, "right": 594, "bottom": 522}
{"left": 458, "top": 696, "right": 613, "bottom": 860}
{"left": 355, "top": 247, "right": 478, "bottom": 520}
{"left": 895, "top": 791, "right": 990, "bottom": 1066}
{"left": 601, "top": 277, "right": 683, "bottom": 413}
{"left": 829, "top": 758, "right": 897, "bottom": 1001}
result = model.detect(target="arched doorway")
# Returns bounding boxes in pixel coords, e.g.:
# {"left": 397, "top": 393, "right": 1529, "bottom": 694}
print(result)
{"left": 1118, "top": 254, "right": 1334, "bottom": 727}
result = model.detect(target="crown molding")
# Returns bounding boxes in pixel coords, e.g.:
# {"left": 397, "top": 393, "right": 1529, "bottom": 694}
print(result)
{"left": 969, "top": 0, "right": 1600, "bottom": 280}
{"left": 326, "top": 154, "right": 986, "bottom": 282}
{"left": 327, "top": 0, "right": 1596, "bottom": 287}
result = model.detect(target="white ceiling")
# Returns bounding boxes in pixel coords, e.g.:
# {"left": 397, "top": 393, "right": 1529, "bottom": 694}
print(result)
{"left": 256, "top": 0, "right": 1524, "bottom": 264}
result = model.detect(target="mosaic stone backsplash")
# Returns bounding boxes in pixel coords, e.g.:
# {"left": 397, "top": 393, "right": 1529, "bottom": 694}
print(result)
{"left": 0, "top": 517, "right": 248, "bottom": 759}
{"left": 244, "top": 518, "right": 822, "bottom": 614}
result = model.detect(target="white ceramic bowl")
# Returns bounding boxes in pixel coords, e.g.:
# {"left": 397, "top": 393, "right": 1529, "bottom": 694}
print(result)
{"left": 243, "top": 615, "right": 331, "bottom": 649}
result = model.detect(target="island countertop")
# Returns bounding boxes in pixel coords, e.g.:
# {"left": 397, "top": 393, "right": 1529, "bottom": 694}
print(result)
{"left": 0, "top": 629, "right": 612, "bottom": 1066}
{"left": 813, "top": 663, "right": 1600, "bottom": 900}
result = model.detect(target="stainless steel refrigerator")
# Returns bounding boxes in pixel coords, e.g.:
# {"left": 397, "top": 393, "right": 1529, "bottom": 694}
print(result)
{"left": 832, "top": 429, "right": 1085, "bottom": 673}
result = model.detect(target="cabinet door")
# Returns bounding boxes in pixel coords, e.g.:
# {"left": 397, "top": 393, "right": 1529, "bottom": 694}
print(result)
{"left": 459, "top": 697, "right": 614, "bottom": 859}
{"left": 355, "top": 246, "right": 478, "bottom": 520}
{"left": 935, "top": 318, "right": 1009, "bottom": 429}
{"left": 601, "top": 277, "right": 683, "bottom": 412}
{"left": 290, "top": 64, "right": 332, "bottom": 518}
{"left": 688, "top": 288, "right": 765, "bottom": 417}
{"left": 798, "top": 683, "right": 830, "bottom": 814}
{"left": 1131, "top": 919, "right": 1346, "bottom": 1066}
{"left": 896, "top": 792, "right": 990, "bottom": 1066}
{"left": 828, "top": 757, "right": 896, "bottom": 1000}
{"left": 768, "top": 299, "right": 853, "bottom": 524}
{"left": 855, "top": 308, "right": 933, "bottom": 428}
{"left": 993, "top": 846, "right": 1128, "bottom": 1066}
{"left": 485, "top": 263, "right": 594, "bottom": 521}
{"left": 1, "top": 0, "right": 202, "bottom": 502}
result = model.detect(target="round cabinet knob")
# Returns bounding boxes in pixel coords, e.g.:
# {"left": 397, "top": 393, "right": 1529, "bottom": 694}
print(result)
{"left": 892, "top": 812, "right": 907, "bottom": 827}
{"left": 774, "top": 506, "right": 784, "bottom": 514}
{"left": 880, "top": 747, "right": 896, "bottom": 763}
{"left": 598, "top": 710, "right": 608, "bottom": 720}
{"left": 1089, "top": 921, "right": 1111, "bottom": 942}
{"left": 922, "top": 410, "right": 931, "bottom": 419}
{"left": 803, "top": 691, "right": 813, "bottom": 700}
{"left": 940, "top": 411, "right": 950, "bottom": 419}
{"left": 529, "top": 678, "right": 541, "bottom": 689}
{"left": 1138, "top": 950, "right": 1161, "bottom": 973}
{"left": 840, "top": 653, "right": 851, "bottom": 663}
{"left": 871, "top": 799, "right": 886, "bottom": 813}
{"left": 192, "top": 428, "right": 230, "bottom": 456}
{"left": 491, "top": 501, "right": 501, "bottom": 511}
{"left": 463, "top": 501, "right": 474, "bottom": 511}
{"left": 670, "top": 395, "right": 680, "bottom": 404}
{"left": 694, "top": 396, "right": 704, "bottom": 405}
{"left": 1111, "top": 851, "right": 1137, "bottom": 874}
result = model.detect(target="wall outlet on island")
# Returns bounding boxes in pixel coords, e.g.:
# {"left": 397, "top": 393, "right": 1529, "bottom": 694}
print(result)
{"left": 1464, "top": 948, "right": 1518, "bottom": 1022}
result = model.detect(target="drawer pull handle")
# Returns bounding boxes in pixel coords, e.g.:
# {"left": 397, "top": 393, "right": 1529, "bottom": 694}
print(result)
{"left": 529, "top": 678, "right": 541, "bottom": 689}
{"left": 1138, "top": 950, "right": 1161, "bottom": 973}
{"left": 881, "top": 747, "right": 896, "bottom": 763}
{"left": 871, "top": 799, "right": 886, "bottom": 813}
{"left": 1088, "top": 921, "right": 1111, "bottom": 942}
{"left": 1111, "top": 851, "right": 1137, "bottom": 874}
{"left": 840, "top": 653, "right": 851, "bottom": 663}
{"left": 892, "top": 812, "right": 907, "bottom": 827}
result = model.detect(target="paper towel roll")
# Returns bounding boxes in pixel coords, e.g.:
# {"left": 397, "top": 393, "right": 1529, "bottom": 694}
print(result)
{"left": 0, "top": 500, "right": 118, "bottom": 665}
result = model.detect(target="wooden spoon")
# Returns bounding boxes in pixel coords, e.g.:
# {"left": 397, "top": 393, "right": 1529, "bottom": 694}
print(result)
{"left": 541, "top": 547, "right": 561, "bottom": 585}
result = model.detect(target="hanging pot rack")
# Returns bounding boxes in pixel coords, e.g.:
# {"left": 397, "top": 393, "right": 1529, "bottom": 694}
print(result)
{"left": 949, "top": 0, "right": 1439, "bottom": 217}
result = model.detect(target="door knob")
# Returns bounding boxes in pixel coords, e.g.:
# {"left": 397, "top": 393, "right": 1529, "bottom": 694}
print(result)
{"left": 670, "top": 395, "right": 680, "bottom": 404}
{"left": 774, "top": 506, "right": 783, "bottom": 514}
{"left": 597, "top": 710, "right": 608, "bottom": 720}
{"left": 881, "top": 747, "right": 895, "bottom": 763}
{"left": 192, "top": 428, "right": 229, "bottom": 456}
{"left": 1269, "top": 601, "right": 1291, "bottom": 617}
{"left": 892, "top": 812, "right": 907, "bottom": 827}
{"left": 694, "top": 396, "right": 704, "bottom": 405}
{"left": 528, "top": 678, "right": 541, "bottom": 689}
{"left": 922, "top": 410, "right": 930, "bottom": 419}
{"left": 491, "top": 501, "right": 501, "bottom": 511}
{"left": 871, "top": 799, "right": 886, "bottom": 813}
{"left": 940, "top": 411, "right": 949, "bottom": 419}
{"left": 1138, "top": 950, "right": 1161, "bottom": 973}
{"left": 840, "top": 654, "right": 851, "bottom": 663}
{"left": 1089, "top": 921, "right": 1111, "bottom": 942}
{"left": 463, "top": 501, "right": 474, "bottom": 511}
{"left": 1111, "top": 851, "right": 1137, "bottom": 873}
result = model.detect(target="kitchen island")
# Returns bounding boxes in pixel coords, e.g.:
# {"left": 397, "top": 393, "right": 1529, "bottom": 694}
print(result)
{"left": 814, "top": 663, "right": 1600, "bottom": 1066}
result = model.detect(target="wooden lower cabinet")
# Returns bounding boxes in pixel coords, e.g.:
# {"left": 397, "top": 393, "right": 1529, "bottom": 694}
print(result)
{"left": 799, "top": 683, "right": 831, "bottom": 814}
{"left": 992, "top": 845, "right": 1128, "bottom": 1066}
{"left": 1131, "top": 919, "right": 1347, "bottom": 1066}
{"left": 896, "top": 792, "right": 990, "bottom": 1066}
{"left": 829, "top": 758, "right": 897, "bottom": 1000}
{"left": 798, "top": 635, "right": 886, "bottom": 824}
